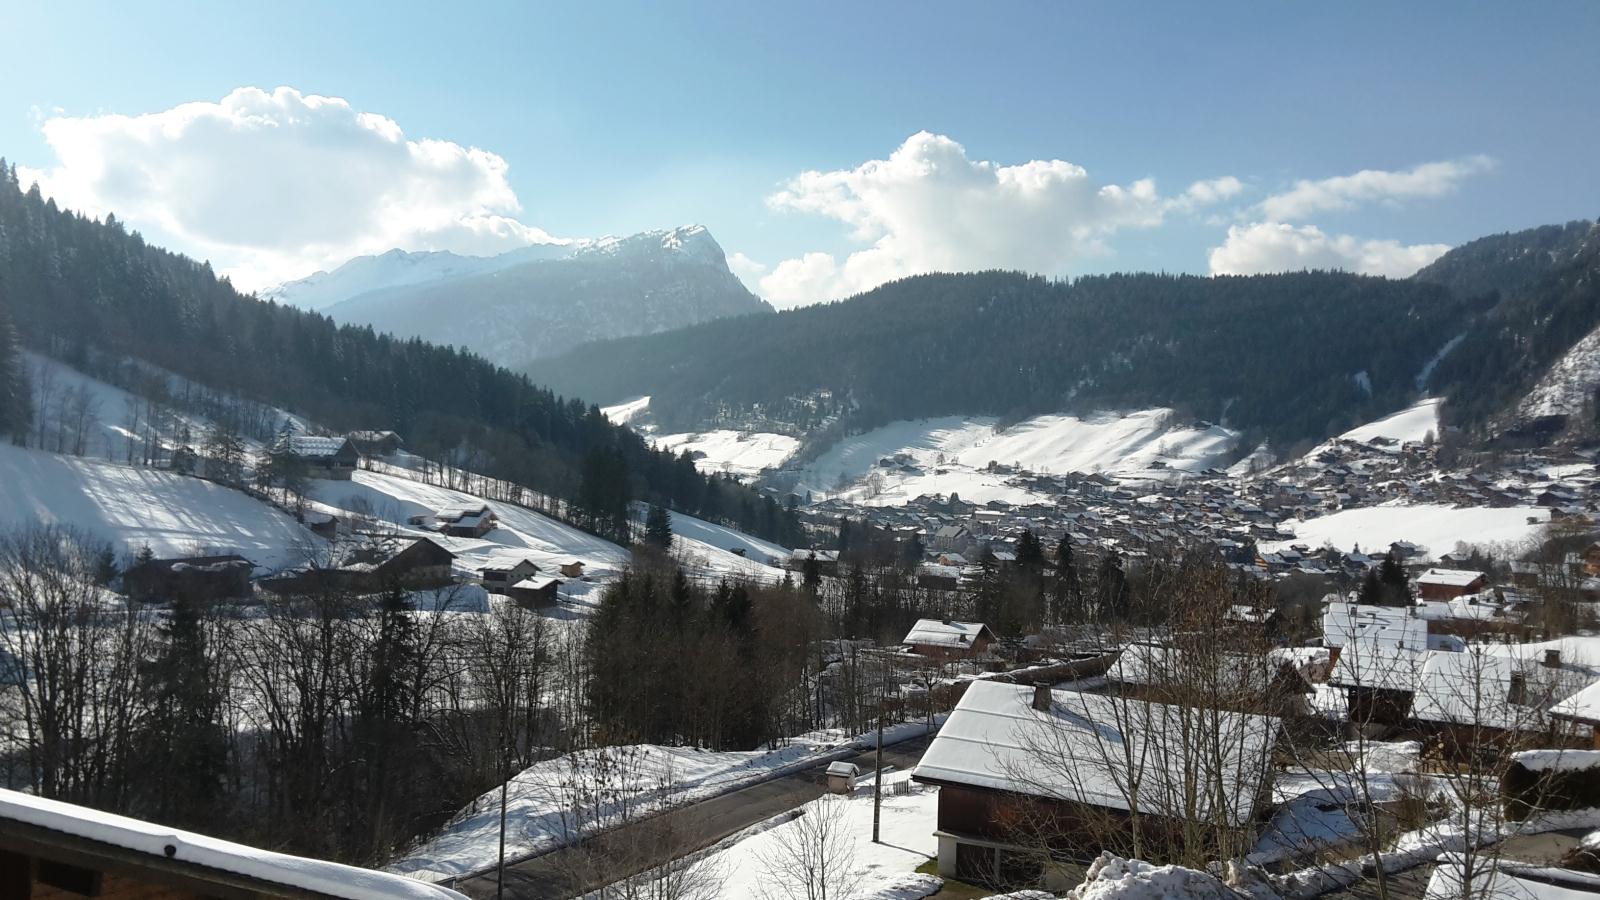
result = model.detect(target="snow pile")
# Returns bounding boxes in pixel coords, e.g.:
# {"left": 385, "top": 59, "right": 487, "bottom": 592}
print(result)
{"left": 0, "top": 788, "right": 465, "bottom": 900}
{"left": 1067, "top": 853, "right": 1237, "bottom": 900}
{"left": 794, "top": 409, "right": 1237, "bottom": 506}
{"left": 0, "top": 442, "right": 320, "bottom": 569}
{"left": 853, "top": 873, "right": 943, "bottom": 900}
{"left": 1263, "top": 501, "right": 1549, "bottom": 558}
{"left": 652, "top": 429, "right": 801, "bottom": 479}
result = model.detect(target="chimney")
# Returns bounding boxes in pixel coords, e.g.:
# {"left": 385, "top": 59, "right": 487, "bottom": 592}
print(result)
{"left": 1507, "top": 671, "right": 1528, "bottom": 706}
{"left": 1032, "top": 683, "right": 1052, "bottom": 712}
{"left": 1544, "top": 648, "right": 1562, "bottom": 668}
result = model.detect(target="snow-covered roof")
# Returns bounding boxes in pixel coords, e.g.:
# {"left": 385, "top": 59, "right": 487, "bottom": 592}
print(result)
{"left": 1412, "top": 649, "right": 1595, "bottom": 731}
{"left": 1426, "top": 852, "right": 1600, "bottom": 900}
{"left": 0, "top": 788, "right": 466, "bottom": 900}
{"left": 1551, "top": 678, "right": 1600, "bottom": 725}
{"left": 912, "top": 681, "right": 1277, "bottom": 827}
{"left": 511, "top": 575, "right": 561, "bottom": 591}
{"left": 1331, "top": 642, "right": 1424, "bottom": 692}
{"left": 1415, "top": 567, "right": 1487, "bottom": 588}
{"left": 1323, "top": 602, "right": 1427, "bottom": 650}
{"left": 903, "top": 618, "right": 991, "bottom": 648}
{"left": 287, "top": 435, "right": 352, "bottom": 459}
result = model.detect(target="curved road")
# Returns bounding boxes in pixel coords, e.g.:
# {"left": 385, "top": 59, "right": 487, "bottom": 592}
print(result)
{"left": 452, "top": 735, "right": 935, "bottom": 899}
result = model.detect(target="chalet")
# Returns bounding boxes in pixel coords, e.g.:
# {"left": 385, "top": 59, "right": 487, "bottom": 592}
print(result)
{"left": 1106, "top": 641, "right": 1311, "bottom": 718}
{"left": 123, "top": 555, "right": 254, "bottom": 605}
{"left": 1552, "top": 679, "right": 1600, "bottom": 749}
{"left": 1409, "top": 647, "right": 1594, "bottom": 755}
{"left": 786, "top": 549, "right": 840, "bottom": 577}
{"left": 559, "top": 560, "right": 586, "bottom": 579}
{"left": 346, "top": 430, "right": 404, "bottom": 457}
{"left": 933, "top": 524, "right": 972, "bottom": 554}
{"left": 261, "top": 537, "right": 455, "bottom": 594}
{"left": 435, "top": 504, "right": 497, "bottom": 538}
{"left": 1414, "top": 567, "right": 1489, "bottom": 601}
{"left": 507, "top": 575, "right": 562, "bottom": 608}
{"left": 903, "top": 618, "right": 996, "bottom": 661}
{"left": 286, "top": 436, "right": 361, "bottom": 480}
{"left": 912, "top": 681, "right": 1278, "bottom": 889}
{"left": 1585, "top": 541, "right": 1600, "bottom": 577}
{"left": 0, "top": 787, "right": 466, "bottom": 900}
{"left": 479, "top": 558, "right": 540, "bottom": 594}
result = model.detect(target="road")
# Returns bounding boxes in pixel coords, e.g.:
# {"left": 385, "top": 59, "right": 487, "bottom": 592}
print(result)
{"left": 452, "top": 734, "right": 935, "bottom": 899}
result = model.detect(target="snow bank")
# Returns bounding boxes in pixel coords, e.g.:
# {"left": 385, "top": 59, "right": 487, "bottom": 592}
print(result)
{"left": 1264, "top": 502, "right": 1549, "bottom": 558}
{"left": 0, "top": 442, "right": 320, "bottom": 569}
{"left": 0, "top": 788, "right": 464, "bottom": 900}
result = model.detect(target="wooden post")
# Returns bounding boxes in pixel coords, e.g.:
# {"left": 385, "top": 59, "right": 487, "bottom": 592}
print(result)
{"left": 497, "top": 760, "right": 509, "bottom": 900}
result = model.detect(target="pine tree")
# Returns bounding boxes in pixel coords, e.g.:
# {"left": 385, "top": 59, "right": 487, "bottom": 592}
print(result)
{"left": 142, "top": 594, "right": 227, "bottom": 828}
{"left": 802, "top": 552, "right": 821, "bottom": 592}
{"left": 1016, "top": 529, "right": 1045, "bottom": 568}
{"left": 644, "top": 503, "right": 673, "bottom": 552}
{"left": 0, "top": 294, "right": 30, "bottom": 441}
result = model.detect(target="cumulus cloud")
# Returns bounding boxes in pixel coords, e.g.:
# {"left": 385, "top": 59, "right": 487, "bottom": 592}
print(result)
{"left": 756, "top": 131, "right": 1236, "bottom": 307}
{"left": 726, "top": 251, "right": 769, "bottom": 292}
{"left": 1256, "top": 156, "right": 1493, "bottom": 222}
{"left": 18, "top": 86, "right": 559, "bottom": 290}
{"left": 1208, "top": 221, "right": 1451, "bottom": 278}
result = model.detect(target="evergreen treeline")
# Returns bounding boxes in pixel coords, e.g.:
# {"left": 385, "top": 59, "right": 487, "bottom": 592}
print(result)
{"left": 0, "top": 163, "right": 790, "bottom": 544}
{"left": 528, "top": 268, "right": 1471, "bottom": 449}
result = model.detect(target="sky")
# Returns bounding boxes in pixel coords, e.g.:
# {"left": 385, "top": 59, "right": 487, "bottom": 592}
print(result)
{"left": 1, "top": 1, "right": 1597, "bottom": 305}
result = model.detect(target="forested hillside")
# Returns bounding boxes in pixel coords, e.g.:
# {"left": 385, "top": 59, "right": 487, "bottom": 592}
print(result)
{"left": 528, "top": 269, "right": 1474, "bottom": 450}
{"left": 0, "top": 163, "right": 796, "bottom": 545}
{"left": 1425, "top": 219, "right": 1600, "bottom": 433}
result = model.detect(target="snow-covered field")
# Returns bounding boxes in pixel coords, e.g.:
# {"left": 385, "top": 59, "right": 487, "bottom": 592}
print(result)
{"left": 599, "top": 396, "right": 652, "bottom": 426}
{"left": 1263, "top": 502, "right": 1550, "bottom": 558}
{"left": 792, "top": 410, "right": 1237, "bottom": 506}
{"left": 652, "top": 430, "right": 801, "bottom": 480}
{"left": 0, "top": 443, "right": 321, "bottom": 569}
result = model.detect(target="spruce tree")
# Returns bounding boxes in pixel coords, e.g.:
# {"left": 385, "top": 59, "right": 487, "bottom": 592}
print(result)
{"left": 644, "top": 503, "right": 673, "bottom": 552}
{"left": 143, "top": 594, "right": 227, "bottom": 828}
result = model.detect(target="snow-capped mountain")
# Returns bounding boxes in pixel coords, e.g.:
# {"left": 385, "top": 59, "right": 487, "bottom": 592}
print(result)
{"left": 266, "top": 226, "right": 769, "bottom": 368}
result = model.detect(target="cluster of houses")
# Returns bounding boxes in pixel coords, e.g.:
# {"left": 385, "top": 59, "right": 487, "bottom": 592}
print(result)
{"left": 276, "top": 429, "right": 406, "bottom": 480}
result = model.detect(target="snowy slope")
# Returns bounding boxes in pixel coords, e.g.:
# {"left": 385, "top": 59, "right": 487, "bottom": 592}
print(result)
{"left": 308, "top": 471, "right": 788, "bottom": 602}
{"left": 652, "top": 430, "right": 801, "bottom": 480}
{"left": 599, "top": 395, "right": 651, "bottom": 426}
{"left": 1337, "top": 398, "right": 1442, "bottom": 445}
{"left": 1521, "top": 322, "right": 1600, "bottom": 418}
{"left": 0, "top": 443, "right": 320, "bottom": 568}
{"left": 792, "top": 409, "right": 1237, "bottom": 506}
{"left": 1262, "top": 502, "right": 1549, "bottom": 558}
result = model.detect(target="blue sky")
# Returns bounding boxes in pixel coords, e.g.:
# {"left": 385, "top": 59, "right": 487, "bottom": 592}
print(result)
{"left": 2, "top": 1, "right": 1596, "bottom": 303}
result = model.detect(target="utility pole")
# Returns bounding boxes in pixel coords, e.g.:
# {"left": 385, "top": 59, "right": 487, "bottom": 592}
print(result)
{"left": 497, "top": 749, "right": 509, "bottom": 900}
{"left": 872, "top": 709, "right": 884, "bottom": 843}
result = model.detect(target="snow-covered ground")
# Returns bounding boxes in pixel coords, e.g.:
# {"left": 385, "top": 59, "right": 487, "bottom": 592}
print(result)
{"left": 652, "top": 430, "right": 801, "bottom": 480}
{"left": 1338, "top": 398, "right": 1442, "bottom": 445}
{"left": 394, "top": 717, "right": 942, "bottom": 883}
{"left": 1263, "top": 502, "right": 1550, "bottom": 558}
{"left": 660, "top": 507, "right": 792, "bottom": 578}
{"left": 599, "top": 395, "right": 652, "bottom": 426}
{"left": 0, "top": 442, "right": 320, "bottom": 569}
{"left": 674, "top": 773, "right": 940, "bottom": 900}
{"left": 792, "top": 410, "right": 1237, "bottom": 507}
{"left": 1521, "top": 322, "right": 1600, "bottom": 418}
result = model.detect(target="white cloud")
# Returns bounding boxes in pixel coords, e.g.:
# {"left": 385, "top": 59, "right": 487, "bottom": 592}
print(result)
{"left": 1256, "top": 156, "right": 1493, "bottom": 222}
{"left": 19, "top": 86, "right": 560, "bottom": 290}
{"left": 726, "top": 251, "right": 769, "bottom": 292}
{"left": 1208, "top": 221, "right": 1451, "bottom": 278}
{"left": 757, "top": 131, "right": 1236, "bottom": 307}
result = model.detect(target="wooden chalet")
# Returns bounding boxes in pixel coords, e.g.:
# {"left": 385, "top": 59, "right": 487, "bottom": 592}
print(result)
{"left": 911, "top": 681, "right": 1277, "bottom": 889}
{"left": 345, "top": 430, "right": 404, "bottom": 457}
{"left": 1414, "top": 567, "right": 1489, "bottom": 601}
{"left": 507, "top": 574, "right": 562, "bottom": 609}
{"left": 558, "top": 560, "right": 586, "bottom": 579}
{"left": 0, "top": 788, "right": 466, "bottom": 900}
{"left": 902, "top": 618, "right": 996, "bottom": 661}
{"left": 123, "top": 555, "right": 253, "bottom": 605}
{"left": 478, "top": 558, "right": 540, "bottom": 594}
{"left": 286, "top": 436, "right": 360, "bottom": 480}
{"left": 1552, "top": 680, "right": 1600, "bottom": 749}
{"left": 435, "top": 504, "right": 496, "bottom": 538}
{"left": 261, "top": 537, "right": 455, "bottom": 595}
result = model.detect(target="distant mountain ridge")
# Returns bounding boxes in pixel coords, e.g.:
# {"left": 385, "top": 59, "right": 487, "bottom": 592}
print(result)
{"left": 265, "top": 225, "right": 771, "bottom": 368}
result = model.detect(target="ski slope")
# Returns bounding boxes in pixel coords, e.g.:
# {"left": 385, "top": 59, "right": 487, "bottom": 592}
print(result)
{"left": 793, "top": 409, "right": 1237, "bottom": 506}
{"left": 0, "top": 443, "right": 319, "bottom": 568}
{"left": 598, "top": 395, "right": 651, "bottom": 426}
{"left": 1263, "top": 502, "right": 1550, "bottom": 558}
